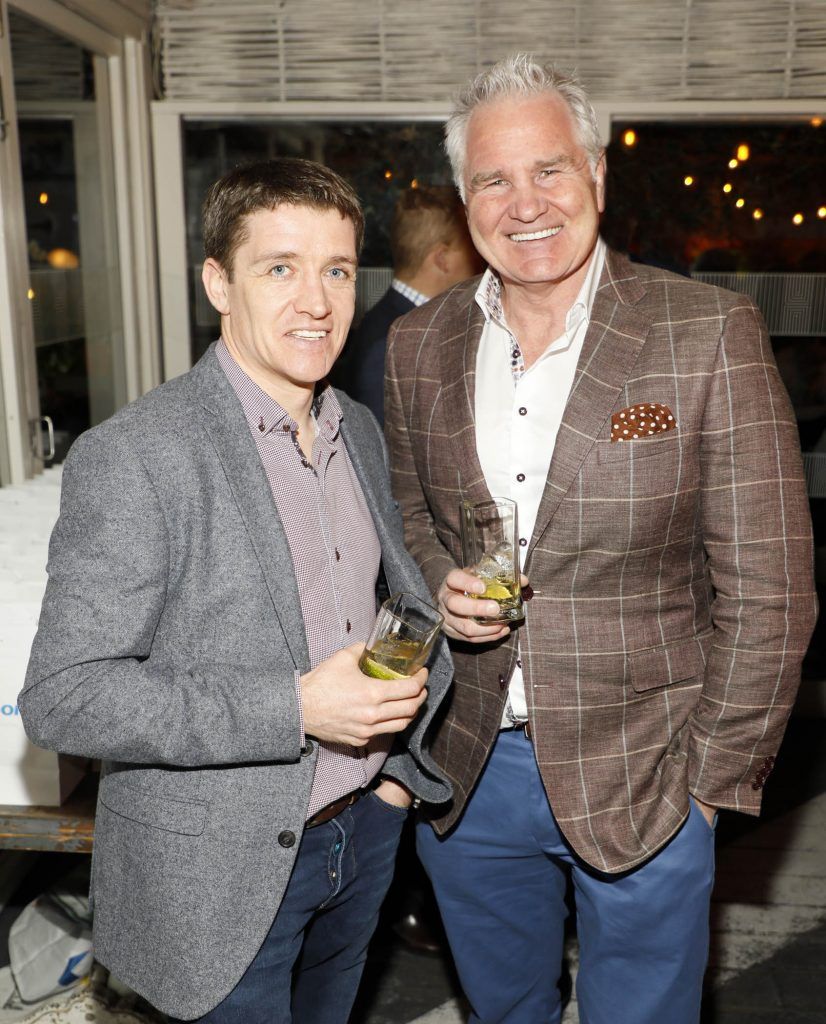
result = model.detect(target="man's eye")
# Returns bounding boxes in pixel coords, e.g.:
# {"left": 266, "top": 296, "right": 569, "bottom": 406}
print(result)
{"left": 539, "top": 168, "right": 558, "bottom": 179}
{"left": 328, "top": 267, "right": 350, "bottom": 280}
{"left": 270, "top": 264, "right": 289, "bottom": 277}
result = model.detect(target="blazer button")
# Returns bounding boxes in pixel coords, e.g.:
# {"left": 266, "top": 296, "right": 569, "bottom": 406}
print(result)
{"left": 278, "top": 830, "right": 296, "bottom": 848}
{"left": 498, "top": 674, "right": 506, "bottom": 690}
{"left": 302, "top": 739, "right": 315, "bottom": 757}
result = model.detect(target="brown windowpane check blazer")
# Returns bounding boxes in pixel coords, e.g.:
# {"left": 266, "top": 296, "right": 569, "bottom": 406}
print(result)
{"left": 385, "top": 247, "right": 817, "bottom": 874}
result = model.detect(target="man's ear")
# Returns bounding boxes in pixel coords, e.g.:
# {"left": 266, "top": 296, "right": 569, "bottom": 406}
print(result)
{"left": 431, "top": 243, "right": 451, "bottom": 275}
{"left": 202, "top": 258, "right": 231, "bottom": 316}
{"left": 594, "top": 151, "right": 607, "bottom": 214}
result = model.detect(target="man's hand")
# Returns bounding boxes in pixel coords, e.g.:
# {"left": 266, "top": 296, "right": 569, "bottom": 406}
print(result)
{"left": 373, "top": 777, "right": 414, "bottom": 809}
{"left": 437, "top": 568, "right": 528, "bottom": 643}
{"left": 692, "top": 795, "right": 718, "bottom": 828}
{"left": 301, "top": 644, "right": 428, "bottom": 747}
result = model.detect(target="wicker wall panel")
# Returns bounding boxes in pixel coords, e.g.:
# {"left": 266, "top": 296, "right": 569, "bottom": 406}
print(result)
{"left": 155, "top": 0, "right": 826, "bottom": 102}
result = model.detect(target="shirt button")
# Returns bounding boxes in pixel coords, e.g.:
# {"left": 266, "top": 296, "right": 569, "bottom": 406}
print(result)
{"left": 282, "top": 424, "right": 291, "bottom": 432}
{"left": 519, "top": 407, "right": 528, "bottom": 416}
{"left": 278, "top": 830, "right": 296, "bottom": 848}
{"left": 516, "top": 473, "right": 525, "bottom": 482}
{"left": 346, "top": 620, "right": 352, "bottom": 633}
{"left": 335, "top": 548, "right": 341, "bottom": 561}
{"left": 519, "top": 537, "right": 527, "bottom": 547}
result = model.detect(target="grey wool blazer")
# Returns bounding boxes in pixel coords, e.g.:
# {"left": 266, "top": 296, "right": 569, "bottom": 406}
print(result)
{"left": 19, "top": 344, "right": 453, "bottom": 1020}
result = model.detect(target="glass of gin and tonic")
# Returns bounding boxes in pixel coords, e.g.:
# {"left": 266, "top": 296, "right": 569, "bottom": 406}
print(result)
{"left": 460, "top": 498, "right": 524, "bottom": 623}
{"left": 358, "top": 592, "right": 444, "bottom": 680}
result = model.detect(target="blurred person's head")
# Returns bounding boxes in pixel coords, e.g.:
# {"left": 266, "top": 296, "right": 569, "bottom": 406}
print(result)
{"left": 202, "top": 157, "right": 364, "bottom": 281}
{"left": 391, "top": 185, "right": 483, "bottom": 297}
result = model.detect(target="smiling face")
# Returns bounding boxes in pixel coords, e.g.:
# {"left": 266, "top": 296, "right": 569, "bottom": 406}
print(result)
{"left": 463, "top": 92, "right": 605, "bottom": 305}
{"left": 202, "top": 204, "right": 357, "bottom": 409}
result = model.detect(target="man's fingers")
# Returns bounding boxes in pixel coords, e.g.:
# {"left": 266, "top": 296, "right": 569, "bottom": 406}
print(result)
{"left": 445, "top": 567, "right": 485, "bottom": 595}
{"left": 444, "top": 590, "right": 501, "bottom": 620}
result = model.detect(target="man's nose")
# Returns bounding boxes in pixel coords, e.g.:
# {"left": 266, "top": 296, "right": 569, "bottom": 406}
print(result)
{"left": 509, "top": 183, "right": 546, "bottom": 222}
{"left": 294, "top": 277, "right": 331, "bottom": 318}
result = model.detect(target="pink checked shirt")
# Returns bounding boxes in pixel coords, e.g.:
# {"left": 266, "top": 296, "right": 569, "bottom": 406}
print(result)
{"left": 217, "top": 340, "right": 388, "bottom": 818}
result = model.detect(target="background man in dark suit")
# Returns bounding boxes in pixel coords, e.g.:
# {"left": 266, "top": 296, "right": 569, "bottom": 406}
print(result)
{"left": 337, "top": 184, "right": 481, "bottom": 424}
{"left": 386, "top": 55, "right": 817, "bottom": 1024}
{"left": 20, "top": 158, "right": 452, "bottom": 1024}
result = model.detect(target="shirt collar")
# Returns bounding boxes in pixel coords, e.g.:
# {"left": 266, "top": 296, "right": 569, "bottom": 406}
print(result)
{"left": 216, "top": 338, "right": 343, "bottom": 442}
{"left": 474, "top": 236, "right": 606, "bottom": 333}
{"left": 391, "top": 278, "right": 430, "bottom": 307}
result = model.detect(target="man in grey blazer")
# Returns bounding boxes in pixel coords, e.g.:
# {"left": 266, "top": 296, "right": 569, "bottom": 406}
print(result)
{"left": 19, "top": 158, "right": 452, "bottom": 1024}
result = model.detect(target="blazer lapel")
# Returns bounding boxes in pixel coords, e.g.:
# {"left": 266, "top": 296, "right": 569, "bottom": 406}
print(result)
{"left": 528, "top": 251, "right": 652, "bottom": 559}
{"left": 438, "top": 285, "right": 492, "bottom": 506}
{"left": 186, "top": 348, "right": 311, "bottom": 672}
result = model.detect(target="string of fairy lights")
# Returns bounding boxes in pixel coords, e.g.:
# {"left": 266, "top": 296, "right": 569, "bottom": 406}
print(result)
{"left": 620, "top": 120, "right": 825, "bottom": 226}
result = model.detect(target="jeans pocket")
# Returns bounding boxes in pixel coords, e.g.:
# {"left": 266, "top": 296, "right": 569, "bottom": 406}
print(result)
{"left": 367, "top": 790, "right": 410, "bottom": 818}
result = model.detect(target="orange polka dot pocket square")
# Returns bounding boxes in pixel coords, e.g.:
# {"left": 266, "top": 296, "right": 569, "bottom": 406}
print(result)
{"left": 610, "top": 403, "right": 677, "bottom": 442}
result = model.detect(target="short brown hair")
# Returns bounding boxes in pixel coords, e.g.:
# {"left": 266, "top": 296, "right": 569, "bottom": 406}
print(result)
{"left": 203, "top": 158, "right": 364, "bottom": 277}
{"left": 390, "top": 185, "right": 467, "bottom": 278}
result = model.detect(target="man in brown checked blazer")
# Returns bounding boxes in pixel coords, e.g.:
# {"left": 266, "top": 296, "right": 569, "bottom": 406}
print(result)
{"left": 385, "top": 55, "right": 817, "bottom": 1024}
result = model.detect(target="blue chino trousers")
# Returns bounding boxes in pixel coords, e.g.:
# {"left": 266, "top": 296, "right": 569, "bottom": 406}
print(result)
{"left": 171, "top": 790, "right": 407, "bottom": 1024}
{"left": 417, "top": 729, "right": 715, "bottom": 1024}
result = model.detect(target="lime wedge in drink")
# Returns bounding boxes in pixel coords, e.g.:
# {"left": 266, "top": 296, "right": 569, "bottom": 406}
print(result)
{"left": 482, "top": 581, "right": 511, "bottom": 601}
{"left": 360, "top": 655, "right": 408, "bottom": 680}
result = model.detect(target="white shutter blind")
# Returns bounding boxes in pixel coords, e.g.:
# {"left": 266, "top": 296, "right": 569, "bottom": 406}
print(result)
{"left": 155, "top": 0, "right": 826, "bottom": 102}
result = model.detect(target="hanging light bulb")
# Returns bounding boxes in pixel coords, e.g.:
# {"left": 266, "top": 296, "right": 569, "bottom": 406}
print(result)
{"left": 728, "top": 159, "right": 739, "bottom": 169}
{"left": 736, "top": 144, "right": 750, "bottom": 161}
{"left": 752, "top": 208, "right": 764, "bottom": 220}
{"left": 817, "top": 206, "right": 826, "bottom": 219}
{"left": 622, "top": 129, "right": 637, "bottom": 147}
{"left": 736, "top": 198, "right": 745, "bottom": 208}
{"left": 792, "top": 213, "right": 804, "bottom": 225}
{"left": 723, "top": 183, "right": 733, "bottom": 193}
{"left": 683, "top": 176, "right": 695, "bottom": 187}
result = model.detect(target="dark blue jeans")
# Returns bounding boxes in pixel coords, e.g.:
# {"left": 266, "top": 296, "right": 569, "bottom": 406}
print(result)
{"left": 172, "top": 790, "right": 407, "bottom": 1024}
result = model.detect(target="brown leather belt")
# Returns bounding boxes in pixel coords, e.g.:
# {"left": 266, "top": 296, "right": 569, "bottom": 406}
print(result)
{"left": 305, "top": 789, "right": 362, "bottom": 829}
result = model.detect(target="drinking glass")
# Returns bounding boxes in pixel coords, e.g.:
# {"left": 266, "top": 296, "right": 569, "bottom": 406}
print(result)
{"left": 359, "top": 592, "right": 444, "bottom": 680}
{"left": 460, "top": 497, "right": 524, "bottom": 623}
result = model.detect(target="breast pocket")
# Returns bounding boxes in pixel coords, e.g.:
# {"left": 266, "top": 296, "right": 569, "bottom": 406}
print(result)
{"left": 596, "top": 435, "right": 682, "bottom": 464}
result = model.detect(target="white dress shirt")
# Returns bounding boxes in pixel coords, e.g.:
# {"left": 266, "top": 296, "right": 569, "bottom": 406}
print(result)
{"left": 474, "top": 238, "right": 606, "bottom": 722}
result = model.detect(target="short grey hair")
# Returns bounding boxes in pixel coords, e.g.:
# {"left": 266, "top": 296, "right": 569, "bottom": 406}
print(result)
{"left": 445, "top": 54, "right": 603, "bottom": 200}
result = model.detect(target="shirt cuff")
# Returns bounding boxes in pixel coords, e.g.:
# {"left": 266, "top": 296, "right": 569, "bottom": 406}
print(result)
{"left": 294, "top": 670, "right": 307, "bottom": 750}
